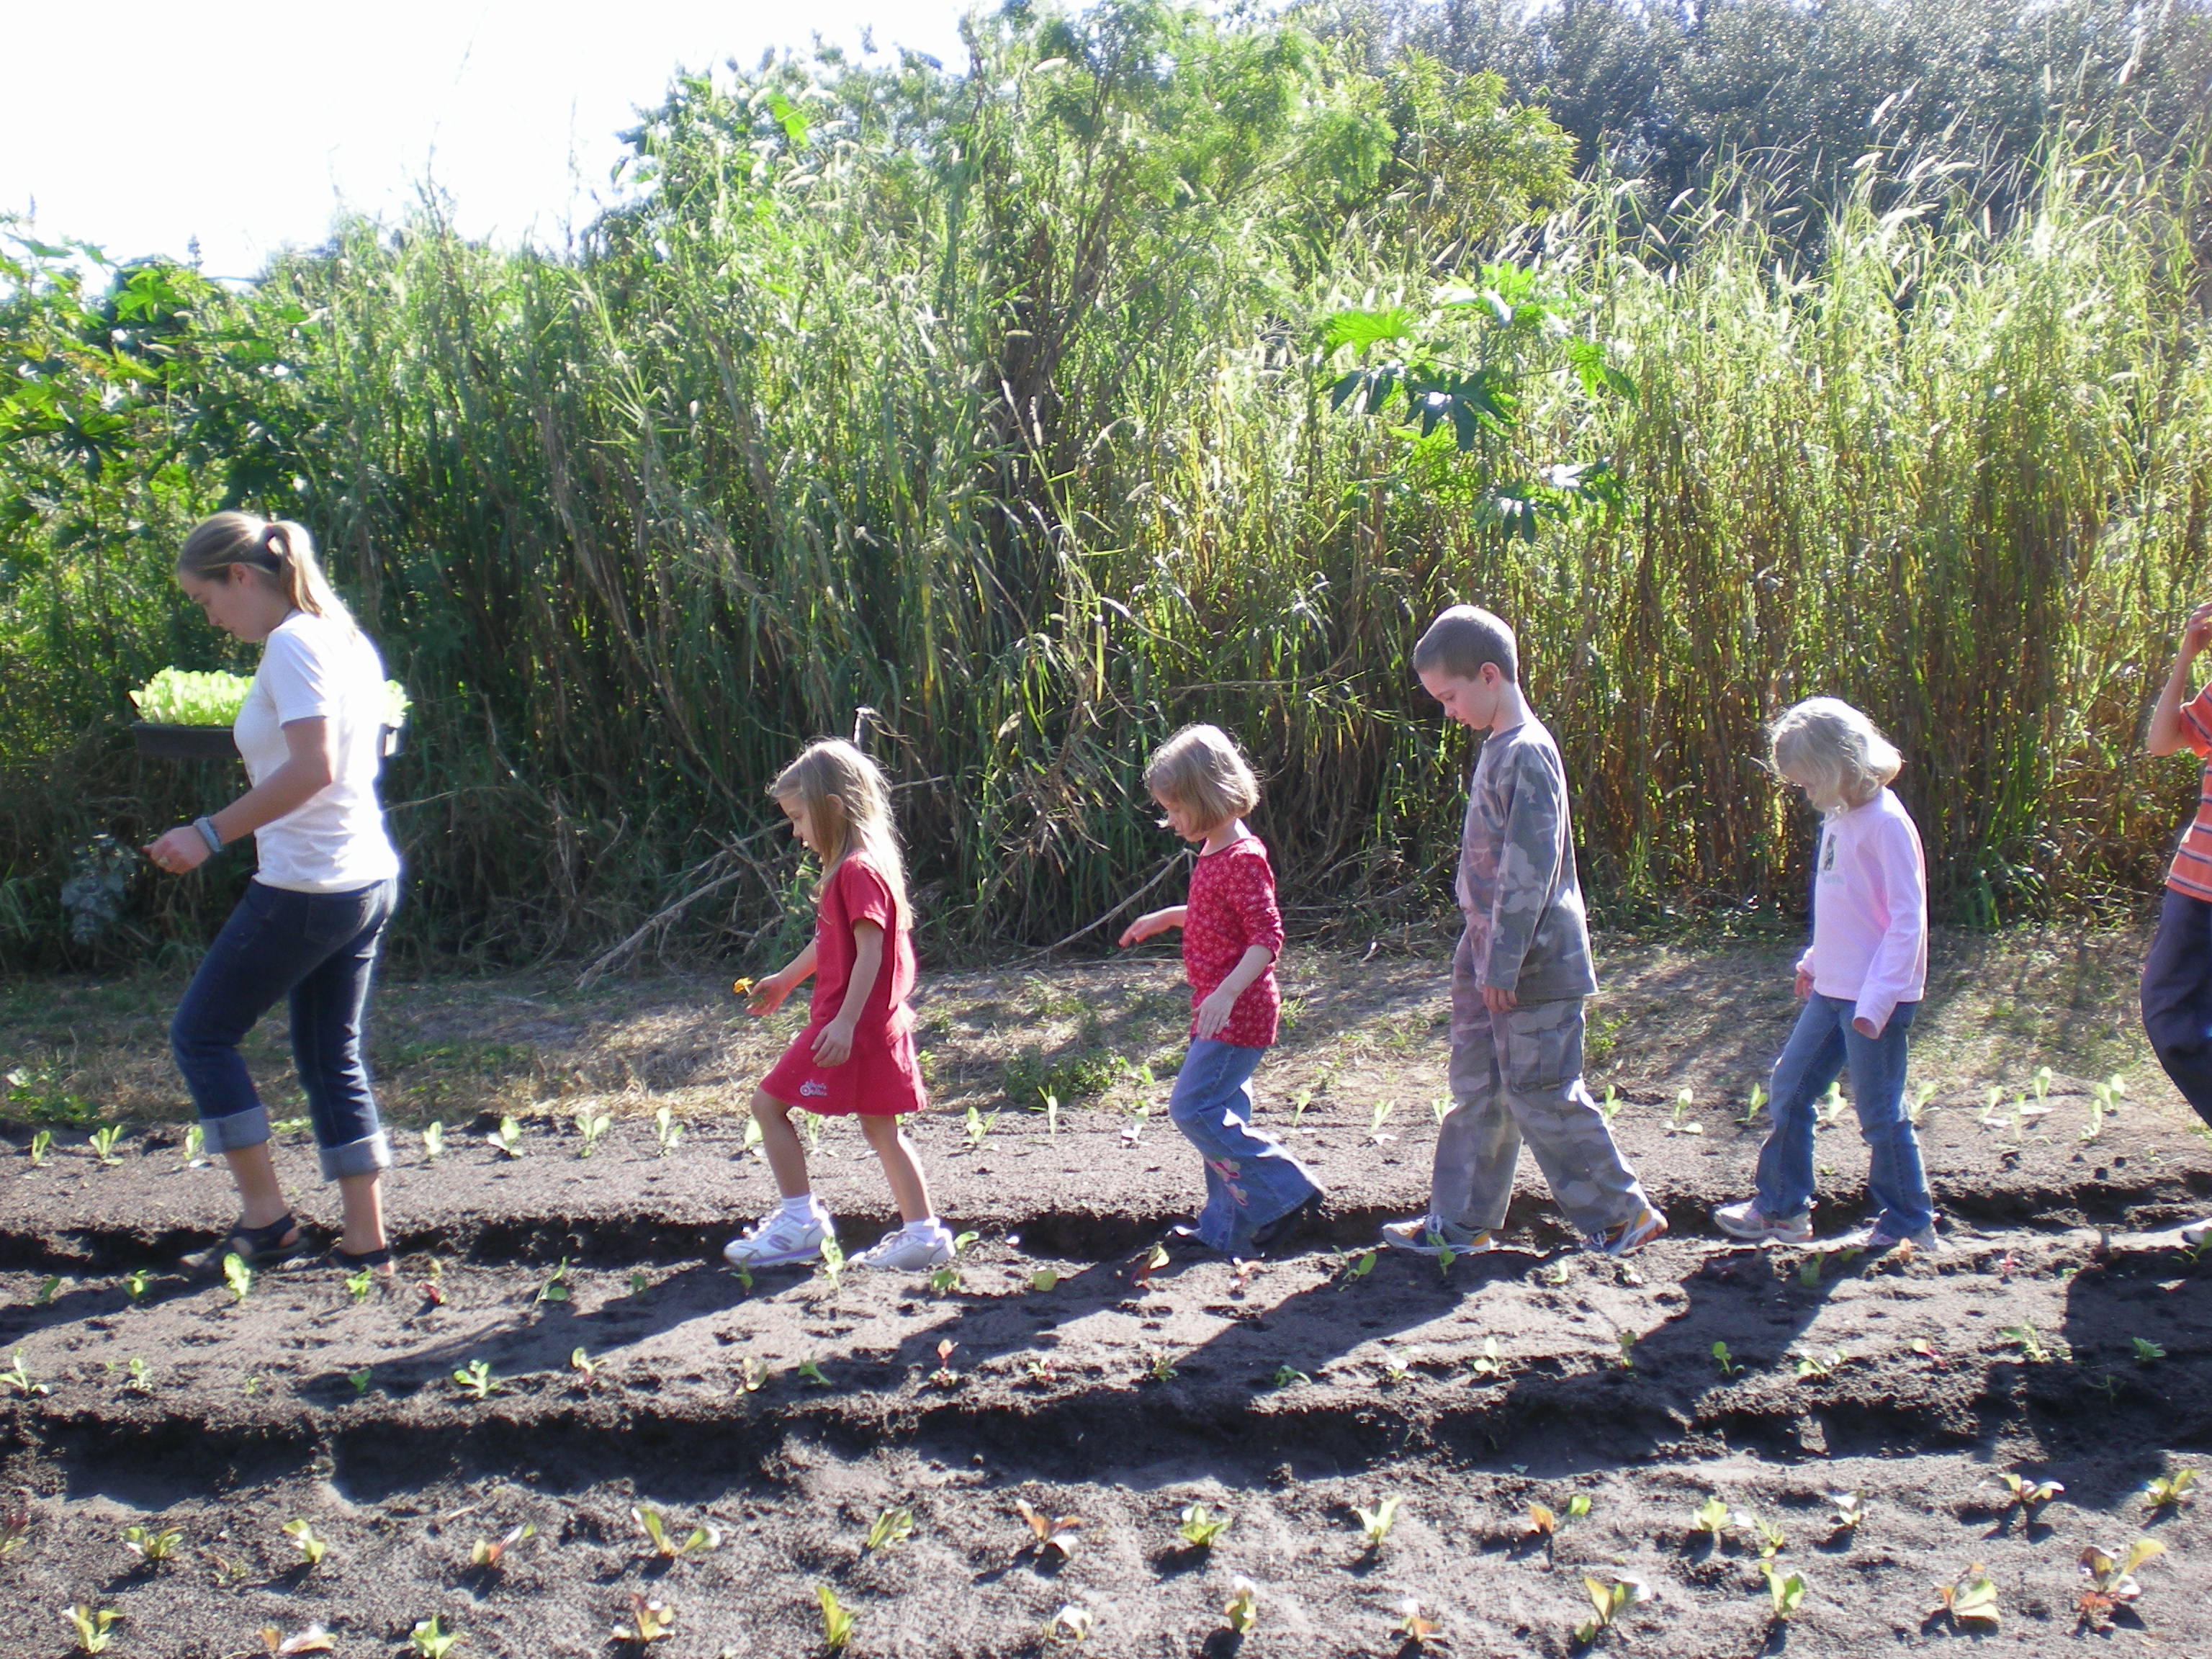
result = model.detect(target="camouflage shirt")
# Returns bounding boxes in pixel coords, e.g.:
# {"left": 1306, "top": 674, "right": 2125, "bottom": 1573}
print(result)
{"left": 1455, "top": 716, "right": 1598, "bottom": 1002}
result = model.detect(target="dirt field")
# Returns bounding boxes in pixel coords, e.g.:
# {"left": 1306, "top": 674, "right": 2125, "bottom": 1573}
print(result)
{"left": 3, "top": 925, "right": 2210, "bottom": 1657}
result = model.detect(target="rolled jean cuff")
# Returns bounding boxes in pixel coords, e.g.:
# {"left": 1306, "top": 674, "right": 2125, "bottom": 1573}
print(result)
{"left": 199, "top": 1102, "right": 271, "bottom": 1155}
{"left": 318, "top": 1130, "right": 392, "bottom": 1182}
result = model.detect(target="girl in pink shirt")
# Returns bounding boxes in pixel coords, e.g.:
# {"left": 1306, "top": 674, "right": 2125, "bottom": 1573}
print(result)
{"left": 1119, "top": 725, "right": 1323, "bottom": 1256}
{"left": 1717, "top": 698, "right": 1938, "bottom": 1251}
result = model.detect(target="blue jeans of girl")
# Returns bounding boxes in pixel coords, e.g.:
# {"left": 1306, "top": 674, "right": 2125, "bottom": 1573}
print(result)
{"left": 1169, "top": 1038, "right": 1321, "bottom": 1254}
{"left": 171, "top": 876, "right": 399, "bottom": 1181}
{"left": 1753, "top": 992, "right": 1932, "bottom": 1236}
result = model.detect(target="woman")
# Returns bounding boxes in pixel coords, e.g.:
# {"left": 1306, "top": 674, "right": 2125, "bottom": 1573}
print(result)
{"left": 143, "top": 512, "right": 403, "bottom": 1274}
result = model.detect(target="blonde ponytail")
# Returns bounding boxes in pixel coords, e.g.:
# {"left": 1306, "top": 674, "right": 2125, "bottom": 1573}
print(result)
{"left": 177, "top": 511, "right": 355, "bottom": 627}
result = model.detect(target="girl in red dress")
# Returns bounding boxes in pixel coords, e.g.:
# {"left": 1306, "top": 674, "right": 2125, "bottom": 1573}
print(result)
{"left": 724, "top": 739, "right": 953, "bottom": 1272}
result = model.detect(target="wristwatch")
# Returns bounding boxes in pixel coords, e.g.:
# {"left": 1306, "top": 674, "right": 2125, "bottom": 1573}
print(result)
{"left": 193, "top": 816, "right": 225, "bottom": 856}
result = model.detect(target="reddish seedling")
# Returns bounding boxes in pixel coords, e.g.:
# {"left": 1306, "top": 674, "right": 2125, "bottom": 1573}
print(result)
{"left": 257, "top": 1626, "right": 334, "bottom": 1655}
{"left": 2076, "top": 1539, "right": 2164, "bottom": 1628}
{"left": 1015, "top": 1498, "right": 1082, "bottom": 1561}
{"left": 469, "top": 1521, "right": 534, "bottom": 1570}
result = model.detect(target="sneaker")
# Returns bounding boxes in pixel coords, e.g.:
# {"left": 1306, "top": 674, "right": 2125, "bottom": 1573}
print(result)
{"left": 2179, "top": 1216, "right": 2212, "bottom": 1247}
{"left": 1713, "top": 1200, "right": 1814, "bottom": 1245}
{"left": 722, "top": 1205, "right": 832, "bottom": 1267}
{"left": 853, "top": 1220, "right": 956, "bottom": 1272}
{"left": 1833, "top": 1219, "right": 1944, "bottom": 1254}
{"left": 1249, "top": 1191, "right": 1325, "bottom": 1254}
{"left": 1583, "top": 1206, "right": 1668, "bottom": 1256}
{"left": 1380, "top": 1215, "right": 1493, "bottom": 1256}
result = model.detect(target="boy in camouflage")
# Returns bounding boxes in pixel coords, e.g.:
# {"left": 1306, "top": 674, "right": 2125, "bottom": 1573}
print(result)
{"left": 1381, "top": 606, "right": 1667, "bottom": 1257}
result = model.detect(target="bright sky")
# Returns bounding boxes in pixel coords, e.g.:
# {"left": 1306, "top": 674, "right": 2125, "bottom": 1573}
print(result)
{"left": 2, "top": 1, "right": 976, "bottom": 280}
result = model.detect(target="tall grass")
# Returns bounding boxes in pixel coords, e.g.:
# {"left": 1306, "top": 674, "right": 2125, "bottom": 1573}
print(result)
{"left": 1, "top": 10, "right": 2207, "bottom": 967}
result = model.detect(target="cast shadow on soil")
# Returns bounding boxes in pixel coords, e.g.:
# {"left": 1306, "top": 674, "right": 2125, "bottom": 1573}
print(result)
{"left": 2055, "top": 1245, "right": 2212, "bottom": 1502}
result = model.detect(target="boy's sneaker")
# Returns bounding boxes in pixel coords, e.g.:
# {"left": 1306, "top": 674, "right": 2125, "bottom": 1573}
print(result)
{"left": 722, "top": 1204, "right": 832, "bottom": 1267}
{"left": 1583, "top": 1206, "right": 1668, "bottom": 1256}
{"left": 2179, "top": 1216, "right": 2212, "bottom": 1247}
{"left": 853, "top": 1220, "right": 956, "bottom": 1272}
{"left": 1713, "top": 1200, "right": 1814, "bottom": 1245}
{"left": 1380, "top": 1215, "right": 1493, "bottom": 1256}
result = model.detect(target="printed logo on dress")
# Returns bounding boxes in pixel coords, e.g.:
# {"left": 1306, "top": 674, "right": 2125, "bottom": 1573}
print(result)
{"left": 801, "top": 1080, "right": 830, "bottom": 1098}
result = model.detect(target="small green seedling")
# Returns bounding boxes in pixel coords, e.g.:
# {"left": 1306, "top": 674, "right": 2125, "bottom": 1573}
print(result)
{"left": 487, "top": 1115, "right": 523, "bottom": 1159}
{"left": 35, "top": 1274, "right": 59, "bottom": 1306}
{"left": 1429, "top": 1095, "right": 1450, "bottom": 1125}
{"left": 1828, "top": 1491, "right": 1863, "bottom": 1532}
{"left": 1467, "top": 1336, "right": 1507, "bottom": 1381}
{"left": 796, "top": 1359, "right": 832, "bottom": 1388}
{"left": 1613, "top": 1330, "right": 1637, "bottom": 1369}
{"left": 1044, "top": 1093, "right": 1061, "bottom": 1137}
{"left": 1929, "top": 1563, "right": 2000, "bottom": 1627}
{"left": 628, "top": 1269, "right": 649, "bottom": 1296}
{"left": 1177, "top": 1503, "right": 1230, "bottom": 1548}
{"left": 1573, "top": 1575, "right": 1648, "bottom": 1646}
{"left": 121, "top": 1357, "right": 150, "bottom": 1393}
{"left": 1015, "top": 1498, "right": 1082, "bottom": 1560}
{"left": 1691, "top": 1496, "right": 1730, "bottom": 1538}
{"left": 89, "top": 1125, "right": 124, "bottom": 1166}
{"left": 633, "top": 1506, "right": 719, "bottom": 1559}
{"left": 1565, "top": 1493, "right": 1592, "bottom": 1522}
{"left": 1354, "top": 1494, "right": 1402, "bottom": 1549}
{"left": 2001, "top": 1324, "right": 2054, "bottom": 1363}
{"left": 346, "top": 1368, "right": 372, "bottom": 1397}
{"left": 964, "top": 1104, "right": 1000, "bottom": 1148}
{"left": 652, "top": 1105, "right": 683, "bottom": 1156}
{"left": 2144, "top": 1467, "right": 2196, "bottom": 1511}
{"left": 1030, "top": 1267, "right": 1061, "bottom": 1292}
{"left": 1797, "top": 1252, "right": 1824, "bottom": 1289}
{"left": 469, "top": 1521, "right": 534, "bottom": 1569}
{"left": 123, "top": 1267, "right": 151, "bottom": 1303}
{"left": 1272, "top": 1363, "right": 1311, "bottom": 1389}
{"left": 451, "top": 1360, "right": 500, "bottom": 1401}
{"left": 1146, "top": 1349, "right": 1178, "bottom": 1383}
{"left": 1816, "top": 1081, "right": 1846, "bottom": 1127}
{"left": 863, "top": 1506, "right": 914, "bottom": 1554}
{"left": 1763, "top": 1563, "right": 1807, "bottom": 1622}
{"left": 2133, "top": 1336, "right": 2166, "bottom": 1363}
{"left": 727, "top": 1259, "right": 753, "bottom": 1292}
{"left": 573, "top": 1107, "right": 610, "bottom": 1158}
{"left": 122, "top": 1524, "right": 182, "bottom": 1565}
{"left": 181, "top": 1124, "right": 205, "bottom": 1164}
{"left": 1, "top": 1349, "right": 50, "bottom": 1398}
{"left": 1738, "top": 1510, "right": 1786, "bottom": 1560}
{"left": 1742, "top": 1082, "right": 1768, "bottom": 1125}
{"left": 536, "top": 1259, "right": 572, "bottom": 1305}
{"left": 817, "top": 1584, "right": 855, "bottom": 1651}
{"left": 1711, "top": 1340, "right": 1741, "bottom": 1377}
{"left": 63, "top": 1606, "right": 122, "bottom": 1654}
{"left": 1223, "top": 1575, "right": 1259, "bottom": 1635}
{"left": 282, "top": 1519, "right": 327, "bottom": 1567}
{"left": 1289, "top": 1088, "right": 1316, "bottom": 1129}
{"left": 1043, "top": 1604, "right": 1096, "bottom": 1645}
{"left": 930, "top": 1231, "right": 981, "bottom": 1293}
{"left": 1997, "top": 1471, "right": 2064, "bottom": 1511}
{"left": 421, "top": 1121, "right": 446, "bottom": 1161}
{"left": 1336, "top": 1248, "right": 1377, "bottom": 1286}
{"left": 611, "top": 1591, "right": 675, "bottom": 1645}
{"left": 570, "top": 1348, "right": 599, "bottom": 1385}
{"left": 817, "top": 1234, "right": 846, "bottom": 1293}
{"left": 1596, "top": 1084, "right": 1624, "bottom": 1124}
{"left": 345, "top": 1267, "right": 375, "bottom": 1304}
{"left": 2077, "top": 1539, "right": 2164, "bottom": 1627}
{"left": 27, "top": 1128, "right": 52, "bottom": 1166}
{"left": 222, "top": 1252, "right": 253, "bottom": 1302}
{"left": 1790, "top": 1347, "right": 1839, "bottom": 1380}
{"left": 1665, "top": 1087, "right": 1702, "bottom": 1135}
{"left": 408, "top": 1614, "right": 463, "bottom": 1658}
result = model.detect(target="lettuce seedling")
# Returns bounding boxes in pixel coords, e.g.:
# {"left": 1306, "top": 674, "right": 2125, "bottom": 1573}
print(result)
{"left": 632, "top": 1506, "right": 719, "bottom": 1560}
{"left": 611, "top": 1592, "right": 675, "bottom": 1645}
{"left": 123, "top": 1268, "right": 151, "bottom": 1303}
{"left": 451, "top": 1360, "right": 500, "bottom": 1401}
{"left": 1997, "top": 1471, "right": 2063, "bottom": 1511}
{"left": 408, "top": 1615, "right": 462, "bottom": 1658}
{"left": 1665, "top": 1088, "right": 1703, "bottom": 1136}
{"left": 2076, "top": 1539, "right": 2164, "bottom": 1627}
{"left": 256, "top": 1625, "right": 334, "bottom": 1654}
{"left": 2132, "top": 1336, "right": 2165, "bottom": 1363}
{"left": 1336, "top": 1249, "right": 1377, "bottom": 1287}
{"left": 2143, "top": 1467, "right": 2196, "bottom": 1511}
{"left": 122, "top": 1524, "right": 181, "bottom": 1565}
{"left": 63, "top": 1606, "right": 122, "bottom": 1654}
{"left": 1394, "top": 1599, "right": 1442, "bottom": 1644}
{"left": 347, "top": 1368, "right": 372, "bottom": 1398}
{"left": 1223, "top": 1575, "right": 1260, "bottom": 1635}
{"left": 652, "top": 1106, "right": 683, "bottom": 1156}
{"left": 1565, "top": 1493, "right": 1592, "bottom": 1522}
{"left": 1043, "top": 1604, "right": 1096, "bottom": 1644}
{"left": 573, "top": 1107, "right": 610, "bottom": 1159}
{"left": 1015, "top": 1498, "right": 1082, "bottom": 1561}
{"left": 1613, "top": 1331, "right": 1637, "bottom": 1369}
{"left": 421, "top": 1122, "right": 445, "bottom": 1161}
{"left": 1743, "top": 1082, "right": 1769, "bottom": 1125}
{"left": 570, "top": 1349, "right": 599, "bottom": 1385}
{"left": 1691, "top": 1496, "right": 1730, "bottom": 1539}
{"left": 1146, "top": 1349, "right": 1178, "bottom": 1383}
{"left": 1711, "top": 1341, "right": 1740, "bottom": 1377}
{"left": 28, "top": 1128, "right": 51, "bottom": 1166}
{"left": 863, "top": 1506, "right": 914, "bottom": 1554}
{"left": 1, "top": 1350, "right": 50, "bottom": 1398}
{"left": 1790, "top": 1348, "right": 1839, "bottom": 1380}
{"left": 817, "top": 1236, "right": 846, "bottom": 1294}
{"left": 817, "top": 1585, "right": 855, "bottom": 1652}
{"left": 120, "top": 1358, "right": 150, "bottom": 1394}
{"left": 796, "top": 1359, "right": 832, "bottom": 1388}
{"left": 965, "top": 1105, "right": 1000, "bottom": 1149}
{"left": 1797, "top": 1253, "right": 1824, "bottom": 1290}
{"left": 930, "top": 1231, "right": 982, "bottom": 1293}
{"left": 737, "top": 1358, "right": 768, "bottom": 1395}
{"left": 1043, "top": 1092, "right": 1061, "bottom": 1138}
{"left": 89, "top": 1125, "right": 123, "bottom": 1166}
{"left": 1467, "top": 1336, "right": 1507, "bottom": 1381}
{"left": 35, "top": 1275, "right": 59, "bottom": 1306}
{"left": 1928, "top": 1564, "right": 1999, "bottom": 1627}
{"left": 1177, "top": 1503, "right": 1230, "bottom": 1549}
{"left": 1130, "top": 1241, "right": 1169, "bottom": 1290}
{"left": 1737, "top": 1510, "right": 1785, "bottom": 1560}
{"left": 627, "top": 1271, "right": 649, "bottom": 1297}
{"left": 469, "top": 1521, "right": 534, "bottom": 1569}
{"left": 345, "top": 1267, "right": 375, "bottom": 1305}
{"left": 1827, "top": 1491, "right": 1863, "bottom": 1532}
{"left": 536, "top": 1259, "right": 572, "bottom": 1305}
{"left": 1599, "top": 1085, "right": 1623, "bottom": 1124}
{"left": 1272, "top": 1363, "right": 1311, "bottom": 1388}
{"left": 222, "top": 1253, "right": 254, "bottom": 1303}
{"left": 487, "top": 1116, "right": 523, "bottom": 1159}
{"left": 282, "top": 1519, "right": 328, "bottom": 1568}
{"left": 1030, "top": 1268, "right": 1061, "bottom": 1292}
{"left": 2000, "top": 1324, "right": 2054, "bottom": 1363}
{"left": 1573, "top": 1575, "right": 1648, "bottom": 1646}
{"left": 1369, "top": 1100, "right": 1395, "bottom": 1142}
{"left": 930, "top": 1339, "right": 962, "bottom": 1389}
{"left": 1763, "top": 1563, "right": 1807, "bottom": 1622}
{"left": 182, "top": 1124, "right": 206, "bottom": 1166}
{"left": 1354, "top": 1495, "right": 1401, "bottom": 1549}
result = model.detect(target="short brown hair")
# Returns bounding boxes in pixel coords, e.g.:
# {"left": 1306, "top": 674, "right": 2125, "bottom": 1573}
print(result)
{"left": 1412, "top": 604, "right": 1518, "bottom": 684}
{"left": 1143, "top": 724, "right": 1260, "bottom": 830}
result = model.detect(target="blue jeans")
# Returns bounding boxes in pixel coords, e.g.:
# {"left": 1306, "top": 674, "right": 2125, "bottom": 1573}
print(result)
{"left": 2141, "top": 887, "right": 2212, "bottom": 1129}
{"left": 1753, "top": 993, "right": 1931, "bottom": 1235}
{"left": 1169, "top": 1039, "right": 1321, "bottom": 1254}
{"left": 171, "top": 877, "right": 399, "bottom": 1181}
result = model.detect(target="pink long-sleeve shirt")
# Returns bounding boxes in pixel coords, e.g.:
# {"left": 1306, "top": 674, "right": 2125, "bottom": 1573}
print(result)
{"left": 1794, "top": 787, "right": 1928, "bottom": 1037}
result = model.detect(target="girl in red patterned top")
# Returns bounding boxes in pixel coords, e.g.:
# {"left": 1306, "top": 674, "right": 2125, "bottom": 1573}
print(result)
{"left": 1120, "top": 725, "right": 1323, "bottom": 1255}
{"left": 724, "top": 739, "right": 955, "bottom": 1272}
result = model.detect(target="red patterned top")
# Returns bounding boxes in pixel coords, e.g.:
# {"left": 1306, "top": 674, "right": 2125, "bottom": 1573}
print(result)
{"left": 1182, "top": 836, "right": 1285, "bottom": 1048}
{"left": 2169, "top": 686, "right": 2212, "bottom": 902}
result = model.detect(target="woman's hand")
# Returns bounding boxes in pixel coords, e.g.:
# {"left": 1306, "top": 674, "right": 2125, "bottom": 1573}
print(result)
{"left": 143, "top": 827, "right": 210, "bottom": 876}
{"left": 812, "top": 1016, "right": 858, "bottom": 1067}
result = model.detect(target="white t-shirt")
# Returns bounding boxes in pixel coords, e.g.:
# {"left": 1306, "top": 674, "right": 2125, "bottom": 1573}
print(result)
{"left": 233, "top": 611, "right": 402, "bottom": 894}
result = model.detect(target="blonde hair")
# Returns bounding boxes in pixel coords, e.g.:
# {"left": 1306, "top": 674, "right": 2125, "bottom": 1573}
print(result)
{"left": 177, "top": 512, "right": 354, "bottom": 626}
{"left": 1143, "top": 724, "right": 1261, "bottom": 831}
{"left": 1768, "top": 697, "right": 1902, "bottom": 814}
{"left": 770, "top": 739, "right": 909, "bottom": 919}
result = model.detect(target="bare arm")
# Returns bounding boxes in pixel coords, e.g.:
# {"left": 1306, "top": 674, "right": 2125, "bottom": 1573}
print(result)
{"left": 1118, "top": 904, "right": 1188, "bottom": 945}
{"left": 2148, "top": 601, "right": 2212, "bottom": 756}
{"left": 143, "top": 718, "right": 337, "bottom": 874}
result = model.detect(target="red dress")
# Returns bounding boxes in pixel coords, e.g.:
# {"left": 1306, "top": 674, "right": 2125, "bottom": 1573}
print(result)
{"left": 1182, "top": 836, "right": 1285, "bottom": 1048}
{"left": 760, "top": 855, "right": 927, "bottom": 1117}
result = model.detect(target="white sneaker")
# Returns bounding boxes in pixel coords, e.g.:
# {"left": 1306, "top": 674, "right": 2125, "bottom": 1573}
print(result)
{"left": 1379, "top": 1215, "right": 1493, "bottom": 1256}
{"left": 723, "top": 1205, "right": 832, "bottom": 1267}
{"left": 1833, "top": 1219, "right": 1944, "bottom": 1254}
{"left": 1714, "top": 1200, "right": 1814, "bottom": 1245}
{"left": 853, "top": 1221, "right": 956, "bottom": 1272}
{"left": 2176, "top": 1216, "right": 2212, "bottom": 1247}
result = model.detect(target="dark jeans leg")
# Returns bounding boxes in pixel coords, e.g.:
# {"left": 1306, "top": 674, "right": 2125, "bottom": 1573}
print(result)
{"left": 2142, "top": 887, "right": 2212, "bottom": 1130}
{"left": 289, "top": 878, "right": 399, "bottom": 1179}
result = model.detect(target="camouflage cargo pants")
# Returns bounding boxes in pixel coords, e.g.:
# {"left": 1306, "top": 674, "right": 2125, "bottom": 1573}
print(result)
{"left": 1433, "top": 938, "right": 1651, "bottom": 1238}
